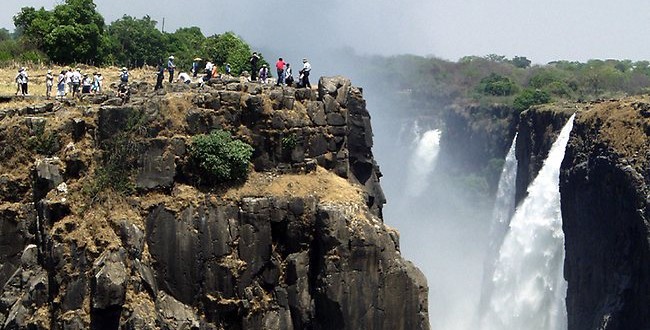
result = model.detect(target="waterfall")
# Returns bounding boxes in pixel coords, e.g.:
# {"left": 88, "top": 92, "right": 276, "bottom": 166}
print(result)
{"left": 405, "top": 128, "right": 441, "bottom": 197}
{"left": 481, "top": 114, "right": 575, "bottom": 330}
{"left": 478, "top": 133, "right": 518, "bottom": 321}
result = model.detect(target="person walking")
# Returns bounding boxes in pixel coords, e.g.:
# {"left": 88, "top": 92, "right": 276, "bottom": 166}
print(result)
{"left": 249, "top": 52, "right": 260, "bottom": 81}
{"left": 301, "top": 58, "right": 311, "bottom": 89}
{"left": 167, "top": 55, "right": 176, "bottom": 83}
{"left": 275, "top": 57, "right": 285, "bottom": 86}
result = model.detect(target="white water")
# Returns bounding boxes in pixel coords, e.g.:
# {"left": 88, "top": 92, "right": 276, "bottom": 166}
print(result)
{"left": 478, "top": 133, "right": 519, "bottom": 323}
{"left": 481, "top": 115, "right": 575, "bottom": 330}
{"left": 405, "top": 128, "right": 441, "bottom": 197}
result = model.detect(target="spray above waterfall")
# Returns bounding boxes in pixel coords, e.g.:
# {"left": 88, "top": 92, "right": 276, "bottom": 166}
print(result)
{"left": 480, "top": 114, "right": 575, "bottom": 330}
{"left": 405, "top": 127, "right": 441, "bottom": 197}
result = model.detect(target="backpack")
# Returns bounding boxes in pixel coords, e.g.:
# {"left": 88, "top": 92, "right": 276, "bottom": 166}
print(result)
{"left": 120, "top": 71, "right": 129, "bottom": 82}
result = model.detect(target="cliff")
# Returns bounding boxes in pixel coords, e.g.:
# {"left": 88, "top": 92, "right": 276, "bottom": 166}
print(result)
{"left": 560, "top": 98, "right": 650, "bottom": 329}
{"left": 513, "top": 98, "right": 650, "bottom": 329}
{"left": 0, "top": 76, "right": 429, "bottom": 329}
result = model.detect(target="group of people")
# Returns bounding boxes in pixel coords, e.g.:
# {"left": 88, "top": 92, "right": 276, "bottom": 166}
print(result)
{"left": 14, "top": 67, "right": 103, "bottom": 99}
{"left": 12, "top": 51, "right": 313, "bottom": 100}
{"left": 250, "top": 52, "right": 312, "bottom": 88}
{"left": 56, "top": 68, "right": 104, "bottom": 99}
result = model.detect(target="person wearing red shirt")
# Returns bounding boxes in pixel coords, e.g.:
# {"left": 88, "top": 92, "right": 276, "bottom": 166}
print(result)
{"left": 275, "top": 57, "right": 286, "bottom": 86}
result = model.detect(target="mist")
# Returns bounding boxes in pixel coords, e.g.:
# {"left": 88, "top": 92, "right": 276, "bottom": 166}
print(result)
{"left": 2, "top": 1, "right": 649, "bottom": 328}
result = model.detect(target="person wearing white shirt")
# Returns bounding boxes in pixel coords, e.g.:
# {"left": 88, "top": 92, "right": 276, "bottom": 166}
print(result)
{"left": 301, "top": 58, "right": 311, "bottom": 89}
{"left": 177, "top": 72, "right": 191, "bottom": 84}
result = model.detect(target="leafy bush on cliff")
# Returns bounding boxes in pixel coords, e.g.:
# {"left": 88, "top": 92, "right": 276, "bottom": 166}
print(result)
{"left": 513, "top": 89, "right": 551, "bottom": 111}
{"left": 478, "top": 73, "right": 518, "bottom": 96}
{"left": 190, "top": 130, "right": 253, "bottom": 183}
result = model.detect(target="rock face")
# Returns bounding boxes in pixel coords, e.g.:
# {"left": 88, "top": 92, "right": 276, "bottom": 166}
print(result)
{"left": 514, "top": 103, "right": 575, "bottom": 204}
{"left": 0, "top": 76, "right": 428, "bottom": 329}
{"left": 439, "top": 103, "right": 519, "bottom": 194}
{"left": 560, "top": 99, "right": 650, "bottom": 329}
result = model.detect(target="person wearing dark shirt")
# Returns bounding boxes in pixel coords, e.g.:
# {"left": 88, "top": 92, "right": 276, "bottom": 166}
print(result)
{"left": 249, "top": 52, "right": 259, "bottom": 81}
{"left": 155, "top": 63, "right": 165, "bottom": 90}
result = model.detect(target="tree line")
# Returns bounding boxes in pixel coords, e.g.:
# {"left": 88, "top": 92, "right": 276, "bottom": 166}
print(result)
{"left": 4, "top": 0, "right": 264, "bottom": 73}
{"left": 360, "top": 53, "right": 650, "bottom": 114}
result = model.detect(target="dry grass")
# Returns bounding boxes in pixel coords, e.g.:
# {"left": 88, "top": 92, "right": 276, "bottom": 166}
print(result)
{"left": 0, "top": 65, "right": 159, "bottom": 97}
{"left": 578, "top": 96, "right": 650, "bottom": 170}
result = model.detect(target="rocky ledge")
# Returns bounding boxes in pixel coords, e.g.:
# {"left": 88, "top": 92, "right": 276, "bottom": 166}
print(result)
{"left": 0, "top": 76, "right": 429, "bottom": 329}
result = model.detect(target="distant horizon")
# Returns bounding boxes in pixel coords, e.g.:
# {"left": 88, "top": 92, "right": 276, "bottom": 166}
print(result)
{"left": 1, "top": 0, "right": 649, "bottom": 65}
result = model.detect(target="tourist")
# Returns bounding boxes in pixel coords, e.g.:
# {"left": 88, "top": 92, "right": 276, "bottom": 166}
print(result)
{"left": 192, "top": 58, "right": 200, "bottom": 78}
{"left": 45, "top": 70, "right": 53, "bottom": 99}
{"left": 177, "top": 72, "right": 192, "bottom": 84}
{"left": 81, "top": 73, "right": 92, "bottom": 94}
{"left": 57, "top": 70, "right": 66, "bottom": 100}
{"left": 120, "top": 67, "right": 129, "bottom": 85}
{"left": 301, "top": 58, "right": 311, "bottom": 89}
{"left": 65, "top": 68, "right": 73, "bottom": 96}
{"left": 155, "top": 63, "right": 164, "bottom": 90}
{"left": 167, "top": 55, "right": 176, "bottom": 83}
{"left": 259, "top": 64, "right": 269, "bottom": 84}
{"left": 249, "top": 52, "right": 259, "bottom": 81}
{"left": 225, "top": 63, "right": 231, "bottom": 75}
{"left": 16, "top": 68, "right": 28, "bottom": 96}
{"left": 285, "top": 63, "right": 294, "bottom": 87}
{"left": 71, "top": 68, "right": 81, "bottom": 97}
{"left": 275, "top": 57, "right": 285, "bottom": 86}
{"left": 92, "top": 72, "right": 100, "bottom": 93}
{"left": 204, "top": 61, "right": 214, "bottom": 81}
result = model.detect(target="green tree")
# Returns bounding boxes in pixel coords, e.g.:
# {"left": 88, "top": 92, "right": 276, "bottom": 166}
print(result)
{"left": 104, "top": 15, "right": 165, "bottom": 67}
{"left": 165, "top": 27, "right": 206, "bottom": 70}
{"left": 201, "top": 32, "right": 262, "bottom": 74}
{"left": 510, "top": 56, "right": 531, "bottom": 68}
{"left": 14, "top": 0, "right": 105, "bottom": 64}
{"left": 513, "top": 89, "right": 551, "bottom": 111}
{"left": 478, "top": 73, "right": 517, "bottom": 96}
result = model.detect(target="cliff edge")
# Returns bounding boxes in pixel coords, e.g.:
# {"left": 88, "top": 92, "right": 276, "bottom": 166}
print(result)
{"left": 560, "top": 97, "right": 650, "bottom": 329}
{"left": 0, "top": 76, "right": 429, "bottom": 329}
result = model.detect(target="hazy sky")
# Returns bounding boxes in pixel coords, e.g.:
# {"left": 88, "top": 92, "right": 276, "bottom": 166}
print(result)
{"left": 2, "top": 0, "right": 650, "bottom": 64}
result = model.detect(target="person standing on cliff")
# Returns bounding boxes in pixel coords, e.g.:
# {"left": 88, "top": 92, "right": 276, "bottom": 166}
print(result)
{"left": 155, "top": 62, "right": 165, "bottom": 90}
{"left": 275, "top": 57, "right": 285, "bottom": 86}
{"left": 167, "top": 55, "right": 176, "bottom": 83}
{"left": 57, "top": 70, "right": 66, "bottom": 99}
{"left": 45, "top": 70, "right": 53, "bottom": 99}
{"left": 285, "top": 63, "right": 294, "bottom": 86}
{"left": 249, "top": 52, "right": 260, "bottom": 81}
{"left": 301, "top": 58, "right": 311, "bottom": 89}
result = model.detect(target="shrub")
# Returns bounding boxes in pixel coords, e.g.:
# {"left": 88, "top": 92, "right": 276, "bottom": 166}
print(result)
{"left": 190, "top": 130, "right": 253, "bottom": 183}
{"left": 513, "top": 89, "right": 551, "bottom": 111}
{"left": 478, "top": 73, "right": 517, "bottom": 96}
